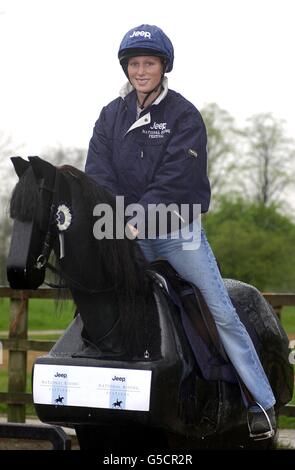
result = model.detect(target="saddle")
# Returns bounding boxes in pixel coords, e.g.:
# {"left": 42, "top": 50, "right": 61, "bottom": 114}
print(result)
{"left": 146, "top": 259, "right": 258, "bottom": 394}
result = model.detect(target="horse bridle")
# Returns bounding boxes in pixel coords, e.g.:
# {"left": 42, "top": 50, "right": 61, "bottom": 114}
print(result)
{"left": 34, "top": 168, "right": 117, "bottom": 295}
{"left": 34, "top": 168, "right": 63, "bottom": 269}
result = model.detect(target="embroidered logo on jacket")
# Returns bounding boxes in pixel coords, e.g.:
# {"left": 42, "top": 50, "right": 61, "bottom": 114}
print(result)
{"left": 150, "top": 122, "right": 167, "bottom": 130}
{"left": 142, "top": 121, "right": 171, "bottom": 139}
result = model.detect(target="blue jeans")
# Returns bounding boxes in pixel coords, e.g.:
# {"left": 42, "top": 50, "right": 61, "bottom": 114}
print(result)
{"left": 137, "top": 223, "right": 276, "bottom": 411}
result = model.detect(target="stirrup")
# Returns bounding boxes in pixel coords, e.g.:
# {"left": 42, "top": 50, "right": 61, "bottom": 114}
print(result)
{"left": 246, "top": 402, "right": 275, "bottom": 441}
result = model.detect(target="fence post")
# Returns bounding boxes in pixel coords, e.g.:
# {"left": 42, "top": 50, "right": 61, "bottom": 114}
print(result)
{"left": 273, "top": 305, "right": 282, "bottom": 320}
{"left": 7, "top": 292, "right": 28, "bottom": 423}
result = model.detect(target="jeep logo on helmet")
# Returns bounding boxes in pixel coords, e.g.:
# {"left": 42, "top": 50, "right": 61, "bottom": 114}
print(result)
{"left": 130, "top": 30, "right": 151, "bottom": 39}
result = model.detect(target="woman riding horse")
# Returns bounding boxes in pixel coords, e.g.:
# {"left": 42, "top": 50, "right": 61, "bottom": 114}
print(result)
{"left": 85, "top": 24, "right": 276, "bottom": 440}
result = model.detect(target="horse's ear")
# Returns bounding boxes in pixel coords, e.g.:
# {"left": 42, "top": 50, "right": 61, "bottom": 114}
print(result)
{"left": 28, "top": 156, "right": 56, "bottom": 186}
{"left": 11, "top": 157, "right": 30, "bottom": 178}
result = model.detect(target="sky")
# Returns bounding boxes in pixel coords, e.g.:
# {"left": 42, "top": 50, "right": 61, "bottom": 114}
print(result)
{"left": 0, "top": 0, "right": 294, "bottom": 175}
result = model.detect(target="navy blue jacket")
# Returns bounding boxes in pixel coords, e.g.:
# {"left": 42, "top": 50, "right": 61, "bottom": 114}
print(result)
{"left": 85, "top": 84, "right": 211, "bottom": 231}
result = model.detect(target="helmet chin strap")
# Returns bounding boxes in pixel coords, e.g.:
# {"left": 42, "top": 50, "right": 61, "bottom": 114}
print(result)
{"left": 133, "top": 62, "right": 166, "bottom": 110}
{"left": 137, "top": 77, "right": 163, "bottom": 110}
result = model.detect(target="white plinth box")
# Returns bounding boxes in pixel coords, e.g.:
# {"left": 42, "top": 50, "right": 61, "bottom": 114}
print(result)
{"left": 33, "top": 364, "right": 152, "bottom": 411}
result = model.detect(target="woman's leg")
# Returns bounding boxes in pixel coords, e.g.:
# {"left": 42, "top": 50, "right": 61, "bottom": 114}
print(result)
{"left": 147, "top": 225, "right": 275, "bottom": 411}
{"left": 137, "top": 238, "right": 158, "bottom": 263}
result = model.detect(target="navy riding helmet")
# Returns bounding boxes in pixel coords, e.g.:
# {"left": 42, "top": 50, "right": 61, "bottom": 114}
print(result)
{"left": 118, "top": 24, "right": 174, "bottom": 75}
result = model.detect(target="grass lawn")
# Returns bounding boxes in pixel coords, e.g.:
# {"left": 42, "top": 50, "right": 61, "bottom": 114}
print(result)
{"left": 278, "top": 362, "right": 295, "bottom": 429}
{"left": 280, "top": 305, "right": 295, "bottom": 427}
{"left": 0, "top": 369, "right": 35, "bottom": 416}
{"left": 279, "top": 305, "right": 295, "bottom": 429}
{"left": 0, "top": 298, "right": 76, "bottom": 332}
{"left": 0, "top": 298, "right": 294, "bottom": 334}
{"left": 280, "top": 306, "right": 295, "bottom": 336}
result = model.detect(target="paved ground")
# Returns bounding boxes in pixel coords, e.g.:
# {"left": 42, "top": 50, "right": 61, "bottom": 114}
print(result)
{"left": 0, "top": 418, "right": 79, "bottom": 450}
{"left": 277, "top": 429, "right": 295, "bottom": 449}
{"left": 0, "top": 417, "right": 294, "bottom": 450}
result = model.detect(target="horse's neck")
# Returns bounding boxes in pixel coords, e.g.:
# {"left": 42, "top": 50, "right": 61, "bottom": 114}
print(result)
{"left": 71, "top": 289, "right": 119, "bottom": 343}
{"left": 69, "top": 274, "right": 156, "bottom": 356}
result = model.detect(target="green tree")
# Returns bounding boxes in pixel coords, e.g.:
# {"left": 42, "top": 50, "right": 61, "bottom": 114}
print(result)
{"left": 201, "top": 103, "right": 239, "bottom": 203}
{"left": 203, "top": 198, "right": 295, "bottom": 291}
{"left": 240, "top": 113, "right": 295, "bottom": 206}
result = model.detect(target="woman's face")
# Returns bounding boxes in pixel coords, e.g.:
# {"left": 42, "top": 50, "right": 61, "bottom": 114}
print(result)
{"left": 127, "top": 56, "right": 162, "bottom": 95}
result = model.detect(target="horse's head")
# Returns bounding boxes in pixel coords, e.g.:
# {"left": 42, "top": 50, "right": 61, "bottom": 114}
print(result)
{"left": 7, "top": 155, "right": 146, "bottom": 296}
{"left": 7, "top": 156, "right": 71, "bottom": 289}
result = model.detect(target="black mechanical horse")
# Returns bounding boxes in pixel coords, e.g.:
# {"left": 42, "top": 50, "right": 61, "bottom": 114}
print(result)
{"left": 7, "top": 156, "right": 293, "bottom": 451}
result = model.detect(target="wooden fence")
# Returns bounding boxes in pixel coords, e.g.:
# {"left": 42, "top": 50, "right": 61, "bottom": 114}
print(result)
{"left": 0, "top": 287, "right": 71, "bottom": 422}
{"left": 0, "top": 287, "right": 294, "bottom": 422}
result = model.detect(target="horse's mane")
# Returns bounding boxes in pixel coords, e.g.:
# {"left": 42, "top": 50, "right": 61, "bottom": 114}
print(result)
{"left": 58, "top": 165, "right": 149, "bottom": 297}
{"left": 10, "top": 163, "right": 148, "bottom": 294}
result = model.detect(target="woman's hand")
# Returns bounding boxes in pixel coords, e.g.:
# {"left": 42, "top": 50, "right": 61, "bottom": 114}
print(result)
{"left": 127, "top": 223, "right": 139, "bottom": 238}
